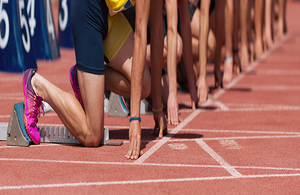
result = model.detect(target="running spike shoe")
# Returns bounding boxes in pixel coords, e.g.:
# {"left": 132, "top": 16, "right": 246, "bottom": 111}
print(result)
{"left": 69, "top": 64, "right": 84, "bottom": 108}
{"left": 23, "top": 69, "right": 43, "bottom": 144}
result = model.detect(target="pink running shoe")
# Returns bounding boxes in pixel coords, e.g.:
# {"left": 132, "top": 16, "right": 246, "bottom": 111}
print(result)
{"left": 23, "top": 69, "right": 43, "bottom": 144}
{"left": 69, "top": 64, "right": 84, "bottom": 108}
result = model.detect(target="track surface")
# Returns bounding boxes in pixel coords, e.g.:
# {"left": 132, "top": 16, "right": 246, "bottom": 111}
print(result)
{"left": 0, "top": 1, "right": 300, "bottom": 194}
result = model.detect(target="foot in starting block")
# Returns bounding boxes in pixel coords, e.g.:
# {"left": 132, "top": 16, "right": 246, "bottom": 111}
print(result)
{"left": 6, "top": 102, "right": 122, "bottom": 146}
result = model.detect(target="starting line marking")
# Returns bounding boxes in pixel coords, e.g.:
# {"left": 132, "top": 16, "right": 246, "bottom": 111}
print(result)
{"left": 0, "top": 173, "right": 299, "bottom": 190}
{"left": 1, "top": 134, "right": 299, "bottom": 149}
{"left": 230, "top": 85, "right": 300, "bottom": 91}
{"left": 196, "top": 139, "right": 242, "bottom": 177}
{"left": 1, "top": 158, "right": 299, "bottom": 171}
{"left": 125, "top": 134, "right": 300, "bottom": 144}
{"left": 133, "top": 109, "right": 202, "bottom": 164}
{"left": 255, "top": 69, "right": 300, "bottom": 75}
{"left": 180, "top": 128, "right": 300, "bottom": 135}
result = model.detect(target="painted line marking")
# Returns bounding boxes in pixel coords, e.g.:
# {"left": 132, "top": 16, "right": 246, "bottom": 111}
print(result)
{"left": 0, "top": 93, "right": 23, "bottom": 96}
{"left": 180, "top": 129, "right": 300, "bottom": 135}
{"left": 218, "top": 139, "right": 243, "bottom": 150}
{"left": 226, "top": 106, "right": 300, "bottom": 112}
{"left": 180, "top": 106, "right": 300, "bottom": 112}
{"left": 1, "top": 134, "right": 299, "bottom": 149}
{"left": 0, "top": 77, "right": 22, "bottom": 82}
{"left": 233, "top": 85, "right": 300, "bottom": 91}
{"left": 0, "top": 115, "right": 11, "bottom": 118}
{"left": 1, "top": 158, "right": 299, "bottom": 171}
{"left": 196, "top": 139, "right": 242, "bottom": 177}
{"left": 207, "top": 98, "right": 229, "bottom": 111}
{"left": 124, "top": 134, "right": 300, "bottom": 144}
{"left": 133, "top": 109, "right": 202, "bottom": 164}
{"left": 0, "top": 173, "right": 299, "bottom": 190}
{"left": 0, "top": 97, "right": 23, "bottom": 100}
{"left": 255, "top": 69, "right": 300, "bottom": 75}
{"left": 224, "top": 103, "right": 300, "bottom": 108}
{"left": 167, "top": 143, "right": 188, "bottom": 150}
{"left": 177, "top": 103, "right": 300, "bottom": 112}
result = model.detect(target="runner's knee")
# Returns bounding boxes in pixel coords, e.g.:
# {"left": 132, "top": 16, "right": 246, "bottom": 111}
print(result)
{"left": 81, "top": 132, "right": 103, "bottom": 147}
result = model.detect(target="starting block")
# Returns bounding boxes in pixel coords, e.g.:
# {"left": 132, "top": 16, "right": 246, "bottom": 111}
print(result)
{"left": 2, "top": 102, "right": 122, "bottom": 147}
{"left": 108, "top": 92, "right": 130, "bottom": 117}
{"left": 107, "top": 92, "right": 149, "bottom": 117}
{"left": 7, "top": 102, "right": 31, "bottom": 146}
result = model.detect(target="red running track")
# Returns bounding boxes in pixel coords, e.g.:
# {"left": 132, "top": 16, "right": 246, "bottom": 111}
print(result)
{"left": 0, "top": 1, "right": 300, "bottom": 194}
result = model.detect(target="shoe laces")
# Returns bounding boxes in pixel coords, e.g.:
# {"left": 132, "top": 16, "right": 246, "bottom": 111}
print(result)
{"left": 26, "top": 88, "right": 44, "bottom": 126}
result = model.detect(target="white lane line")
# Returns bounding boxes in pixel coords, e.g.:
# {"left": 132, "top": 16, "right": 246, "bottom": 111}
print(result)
{"left": 0, "top": 77, "right": 21, "bottom": 82}
{"left": 179, "top": 103, "right": 300, "bottom": 112}
{"left": 0, "top": 144, "right": 62, "bottom": 149}
{"left": 255, "top": 70, "right": 300, "bottom": 75}
{"left": 0, "top": 115, "right": 10, "bottom": 118}
{"left": 1, "top": 158, "right": 300, "bottom": 172}
{"left": 201, "top": 134, "right": 300, "bottom": 141}
{"left": 213, "top": 101, "right": 230, "bottom": 111}
{"left": 224, "top": 103, "right": 300, "bottom": 108}
{"left": 207, "top": 98, "right": 230, "bottom": 111}
{"left": 228, "top": 106, "right": 300, "bottom": 112}
{"left": 1, "top": 173, "right": 299, "bottom": 190}
{"left": 233, "top": 85, "right": 300, "bottom": 91}
{"left": 0, "top": 97, "right": 23, "bottom": 100}
{"left": 1, "top": 134, "right": 299, "bottom": 149}
{"left": 181, "top": 129, "right": 300, "bottom": 135}
{"left": 194, "top": 106, "right": 300, "bottom": 112}
{"left": 123, "top": 134, "right": 300, "bottom": 144}
{"left": 133, "top": 109, "right": 202, "bottom": 164}
{"left": 0, "top": 93, "right": 23, "bottom": 100}
{"left": 196, "top": 139, "right": 242, "bottom": 177}
{"left": 0, "top": 93, "right": 23, "bottom": 96}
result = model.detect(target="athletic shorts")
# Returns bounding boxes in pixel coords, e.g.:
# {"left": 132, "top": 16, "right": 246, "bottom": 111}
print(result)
{"left": 71, "top": 0, "right": 133, "bottom": 75}
{"left": 188, "top": 0, "right": 215, "bottom": 21}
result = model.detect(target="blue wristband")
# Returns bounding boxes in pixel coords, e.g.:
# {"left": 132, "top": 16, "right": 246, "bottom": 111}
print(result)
{"left": 129, "top": 117, "right": 141, "bottom": 122}
{"left": 225, "top": 56, "right": 233, "bottom": 62}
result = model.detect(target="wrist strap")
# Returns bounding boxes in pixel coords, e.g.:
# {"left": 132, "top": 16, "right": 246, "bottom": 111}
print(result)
{"left": 129, "top": 117, "right": 141, "bottom": 122}
{"left": 225, "top": 56, "right": 233, "bottom": 62}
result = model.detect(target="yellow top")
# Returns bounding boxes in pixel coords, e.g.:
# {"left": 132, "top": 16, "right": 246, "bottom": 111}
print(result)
{"left": 105, "top": 0, "right": 136, "bottom": 16}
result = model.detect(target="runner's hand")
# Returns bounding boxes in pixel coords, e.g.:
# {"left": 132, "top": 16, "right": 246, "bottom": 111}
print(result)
{"left": 167, "top": 95, "right": 181, "bottom": 125}
{"left": 125, "top": 120, "right": 143, "bottom": 160}
{"left": 197, "top": 77, "right": 209, "bottom": 104}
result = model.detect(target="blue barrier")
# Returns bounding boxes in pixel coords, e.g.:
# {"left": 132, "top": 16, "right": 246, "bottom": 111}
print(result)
{"left": 0, "top": 0, "right": 37, "bottom": 73}
{"left": 23, "top": 0, "right": 60, "bottom": 60}
{"left": 58, "top": 0, "right": 73, "bottom": 48}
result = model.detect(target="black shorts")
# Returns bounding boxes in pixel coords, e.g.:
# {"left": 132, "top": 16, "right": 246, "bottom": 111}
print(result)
{"left": 71, "top": 0, "right": 133, "bottom": 75}
{"left": 71, "top": 0, "right": 108, "bottom": 75}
